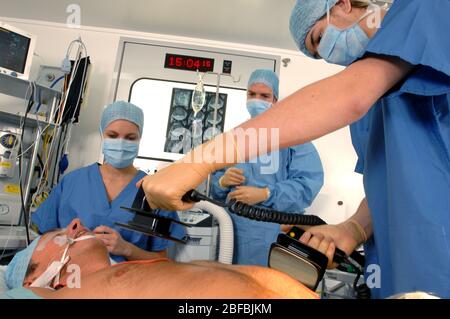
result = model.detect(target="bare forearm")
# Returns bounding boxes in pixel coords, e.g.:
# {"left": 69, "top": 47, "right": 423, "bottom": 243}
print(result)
{"left": 140, "top": 57, "right": 412, "bottom": 213}
{"left": 233, "top": 56, "right": 412, "bottom": 163}
{"left": 182, "top": 57, "right": 411, "bottom": 173}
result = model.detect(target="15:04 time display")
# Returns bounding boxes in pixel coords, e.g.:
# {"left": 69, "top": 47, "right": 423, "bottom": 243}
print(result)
{"left": 164, "top": 53, "right": 215, "bottom": 72}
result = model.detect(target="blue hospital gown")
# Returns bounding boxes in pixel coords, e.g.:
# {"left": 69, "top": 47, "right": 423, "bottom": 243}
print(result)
{"left": 211, "top": 143, "right": 324, "bottom": 266}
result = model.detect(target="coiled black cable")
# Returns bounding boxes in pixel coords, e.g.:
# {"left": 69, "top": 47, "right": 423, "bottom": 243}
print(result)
{"left": 230, "top": 199, "right": 372, "bottom": 299}
{"left": 229, "top": 200, "right": 327, "bottom": 225}
{"left": 183, "top": 190, "right": 327, "bottom": 226}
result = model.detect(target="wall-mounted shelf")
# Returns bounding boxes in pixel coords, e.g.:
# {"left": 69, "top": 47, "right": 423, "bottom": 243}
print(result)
{"left": 0, "top": 73, "right": 61, "bottom": 106}
{"left": 0, "top": 110, "right": 56, "bottom": 129}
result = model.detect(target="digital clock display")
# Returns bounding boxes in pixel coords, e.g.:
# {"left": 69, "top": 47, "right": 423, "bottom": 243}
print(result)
{"left": 164, "top": 53, "right": 215, "bottom": 72}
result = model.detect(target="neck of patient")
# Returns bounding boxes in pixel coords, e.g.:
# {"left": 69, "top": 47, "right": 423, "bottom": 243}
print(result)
{"left": 63, "top": 252, "right": 111, "bottom": 287}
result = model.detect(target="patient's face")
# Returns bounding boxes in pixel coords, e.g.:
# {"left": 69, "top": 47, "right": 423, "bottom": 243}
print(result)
{"left": 24, "top": 218, "right": 110, "bottom": 288}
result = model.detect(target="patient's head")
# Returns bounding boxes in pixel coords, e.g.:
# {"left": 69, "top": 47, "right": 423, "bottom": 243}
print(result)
{"left": 6, "top": 219, "right": 110, "bottom": 290}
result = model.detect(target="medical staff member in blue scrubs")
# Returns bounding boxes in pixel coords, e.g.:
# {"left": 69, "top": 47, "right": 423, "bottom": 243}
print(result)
{"left": 139, "top": 0, "right": 450, "bottom": 298}
{"left": 211, "top": 70, "right": 324, "bottom": 266}
{"left": 285, "top": 0, "right": 450, "bottom": 298}
{"left": 31, "top": 101, "right": 185, "bottom": 262}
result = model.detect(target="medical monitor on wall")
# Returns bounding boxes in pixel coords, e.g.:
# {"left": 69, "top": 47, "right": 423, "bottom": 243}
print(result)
{"left": 0, "top": 22, "right": 36, "bottom": 79}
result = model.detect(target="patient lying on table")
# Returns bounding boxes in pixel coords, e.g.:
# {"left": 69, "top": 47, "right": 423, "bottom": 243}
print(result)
{"left": 2, "top": 218, "right": 317, "bottom": 299}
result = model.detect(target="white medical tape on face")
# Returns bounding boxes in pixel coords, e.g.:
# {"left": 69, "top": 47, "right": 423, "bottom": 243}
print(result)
{"left": 30, "top": 234, "right": 96, "bottom": 289}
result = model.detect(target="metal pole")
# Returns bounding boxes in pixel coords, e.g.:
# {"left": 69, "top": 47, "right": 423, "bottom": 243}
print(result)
{"left": 212, "top": 73, "right": 220, "bottom": 137}
{"left": 201, "top": 72, "right": 241, "bottom": 196}
{"left": 23, "top": 128, "right": 41, "bottom": 212}
{"left": 51, "top": 124, "right": 66, "bottom": 187}
{"left": 48, "top": 94, "right": 58, "bottom": 123}
{"left": 205, "top": 73, "right": 221, "bottom": 197}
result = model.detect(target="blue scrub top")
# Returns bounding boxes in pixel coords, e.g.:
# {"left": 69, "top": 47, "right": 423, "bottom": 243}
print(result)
{"left": 350, "top": 0, "right": 450, "bottom": 298}
{"left": 31, "top": 163, "right": 186, "bottom": 262}
{"left": 211, "top": 142, "right": 324, "bottom": 266}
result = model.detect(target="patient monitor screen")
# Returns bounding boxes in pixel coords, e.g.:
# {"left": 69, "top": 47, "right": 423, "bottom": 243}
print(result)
{"left": 0, "top": 27, "right": 31, "bottom": 74}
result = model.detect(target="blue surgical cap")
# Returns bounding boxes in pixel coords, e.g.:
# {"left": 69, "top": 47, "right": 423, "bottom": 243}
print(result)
{"left": 5, "top": 237, "right": 40, "bottom": 289}
{"left": 100, "top": 101, "right": 144, "bottom": 135}
{"left": 290, "top": 0, "right": 338, "bottom": 58}
{"left": 247, "top": 69, "right": 280, "bottom": 100}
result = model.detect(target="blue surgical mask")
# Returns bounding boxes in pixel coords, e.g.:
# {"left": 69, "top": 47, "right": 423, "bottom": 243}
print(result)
{"left": 246, "top": 99, "right": 272, "bottom": 118}
{"left": 102, "top": 138, "right": 139, "bottom": 169}
{"left": 318, "top": 8, "right": 374, "bottom": 66}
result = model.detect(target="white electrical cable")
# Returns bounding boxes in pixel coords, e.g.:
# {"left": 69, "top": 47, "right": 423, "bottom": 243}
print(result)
{"left": 1, "top": 38, "right": 90, "bottom": 261}
{"left": 0, "top": 82, "right": 35, "bottom": 261}
{"left": 32, "top": 44, "right": 84, "bottom": 193}
{"left": 27, "top": 39, "right": 85, "bottom": 194}
{"left": 47, "top": 38, "right": 88, "bottom": 183}
{"left": 16, "top": 100, "right": 63, "bottom": 212}
{"left": 17, "top": 79, "right": 61, "bottom": 224}
{"left": 16, "top": 55, "right": 79, "bottom": 167}
{"left": 15, "top": 94, "right": 64, "bottom": 159}
{"left": 31, "top": 38, "right": 88, "bottom": 213}
{"left": 70, "top": 39, "right": 88, "bottom": 122}
{"left": 59, "top": 38, "right": 88, "bottom": 126}
{"left": 19, "top": 81, "right": 37, "bottom": 247}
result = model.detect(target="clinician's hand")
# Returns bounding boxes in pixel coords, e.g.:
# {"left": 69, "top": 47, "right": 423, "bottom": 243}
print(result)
{"left": 138, "top": 162, "right": 212, "bottom": 211}
{"left": 228, "top": 186, "right": 270, "bottom": 206}
{"left": 297, "top": 223, "right": 360, "bottom": 269}
{"left": 137, "top": 132, "right": 240, "bottom": 211}
{"left": 94, "top": 226, "right": 132, "bottom": 257}
{"left": 220, "top": 168, "right": 246, "bottom": 188}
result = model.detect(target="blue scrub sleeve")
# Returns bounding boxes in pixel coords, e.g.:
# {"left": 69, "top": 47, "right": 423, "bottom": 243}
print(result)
{"left": 363, "top": 0, "right": 450, "bottom": 96}
{"left": 264, "top": 144, "right": 324, "bottom": 212}
{"left": 349, "top": 114, "right": 372, "bottom": 175}
{"left": 210, "top": 170, "right": 231, "bottom": 200}
{"left": 30, "top": 180, "right": 64, "bottom": 232}
{"left": 147, "top": 210, "right": 186, "bottom": 251}
{"left": 354, "top": 155, "right": 364, "bottom": 175}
